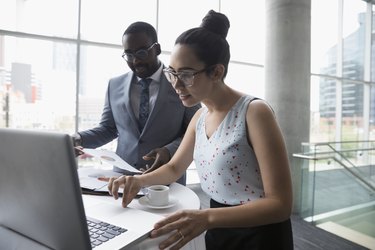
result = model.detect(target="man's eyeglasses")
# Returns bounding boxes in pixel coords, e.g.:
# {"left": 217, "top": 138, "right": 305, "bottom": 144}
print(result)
{"left": 163, "top": 67, "right": 212, "bottom": 88}
{"left": 122, "top": 43, "right": 157, "bottom": 62}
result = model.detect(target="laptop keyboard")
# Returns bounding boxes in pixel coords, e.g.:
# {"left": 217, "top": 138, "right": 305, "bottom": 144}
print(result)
{"left": 87, "top": 216, "right": 128, "bottom": 248}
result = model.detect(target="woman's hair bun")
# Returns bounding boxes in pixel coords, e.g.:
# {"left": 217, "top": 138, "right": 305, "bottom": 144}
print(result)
{"left": 200, "top": 10, "right": 230, "bottom": 39}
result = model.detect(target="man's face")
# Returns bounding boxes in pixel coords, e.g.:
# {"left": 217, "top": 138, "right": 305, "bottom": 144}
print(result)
{"left": 122, "top": 33, "right": 160, "bottom": 78}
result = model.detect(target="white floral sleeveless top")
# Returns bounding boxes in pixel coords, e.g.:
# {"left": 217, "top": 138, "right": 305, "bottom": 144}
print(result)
{"left": 194, "top": 95, "right": 265, "bottom": 205}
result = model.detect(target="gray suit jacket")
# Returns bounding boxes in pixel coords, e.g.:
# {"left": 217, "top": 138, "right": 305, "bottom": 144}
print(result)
{"left": 79, "top": 69, "right": 200, "bottom": 175}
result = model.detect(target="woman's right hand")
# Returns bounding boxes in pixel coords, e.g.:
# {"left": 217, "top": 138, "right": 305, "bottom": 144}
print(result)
{"left": 107, "top": 175, "right": 142, "bottom": 208}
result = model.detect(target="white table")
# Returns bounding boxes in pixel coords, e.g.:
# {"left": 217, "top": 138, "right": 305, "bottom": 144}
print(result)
{"left": 84, "top": 183, "right": 206, "bottom": 250}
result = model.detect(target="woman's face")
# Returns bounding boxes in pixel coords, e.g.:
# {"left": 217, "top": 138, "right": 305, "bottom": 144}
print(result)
{"left": 167, "top": 44, "right": 213, "bottom": 107}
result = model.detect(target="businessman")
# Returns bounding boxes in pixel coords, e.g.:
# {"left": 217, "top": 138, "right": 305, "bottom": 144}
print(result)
{"left": 73, "top": 22, "right": 200, "bottom": 185}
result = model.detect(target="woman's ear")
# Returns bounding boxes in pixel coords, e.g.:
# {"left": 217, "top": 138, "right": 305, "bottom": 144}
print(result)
{"left": 210, "top": 64, "right": 225, "bottom": 80}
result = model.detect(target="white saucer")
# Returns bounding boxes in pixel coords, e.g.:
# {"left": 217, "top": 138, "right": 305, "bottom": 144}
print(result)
{"left": 138, "top": 196, "right": 178, "bottom": 209}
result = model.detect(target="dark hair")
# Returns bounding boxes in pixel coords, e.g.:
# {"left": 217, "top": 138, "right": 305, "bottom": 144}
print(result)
{"left": 123, "top": 21, "right": 158, "bottom": 43}
{"left": 175, "top": 10, "right": 230, "bottom": 77}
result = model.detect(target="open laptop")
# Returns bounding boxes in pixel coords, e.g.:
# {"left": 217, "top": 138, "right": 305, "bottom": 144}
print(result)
{"left": 0, "top": 128, "right": 163, "bottom": 250}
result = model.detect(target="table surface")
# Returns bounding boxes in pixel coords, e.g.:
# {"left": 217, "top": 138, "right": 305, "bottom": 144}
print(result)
{"left": 83, "top": 182, "right": 206, "bottom": 250}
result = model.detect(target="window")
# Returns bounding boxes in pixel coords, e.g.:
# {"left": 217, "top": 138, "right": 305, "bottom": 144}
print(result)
{"left": 0, "top": 36, "right": 76, "bottom": 133}
{"left": 0, "top": 0, "right": 78, "bottom": 38}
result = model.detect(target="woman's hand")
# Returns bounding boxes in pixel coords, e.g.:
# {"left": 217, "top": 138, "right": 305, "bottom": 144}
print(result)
{"left": 107, "top": 175, "right": 142, "bottom": 208}
{"left": 150, "top": 209, "right": 209, "bottom": 250}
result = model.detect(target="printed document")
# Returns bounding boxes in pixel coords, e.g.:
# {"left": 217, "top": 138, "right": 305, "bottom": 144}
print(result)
{"left": 81, "top": 148, "right": 141, "bottom": 173}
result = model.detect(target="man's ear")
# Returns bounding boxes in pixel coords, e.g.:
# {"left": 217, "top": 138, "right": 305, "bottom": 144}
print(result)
{"left": 155, "top": 43, "right": 161, "bottom": 55}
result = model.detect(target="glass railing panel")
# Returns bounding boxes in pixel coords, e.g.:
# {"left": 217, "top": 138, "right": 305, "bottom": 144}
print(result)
{"left": 313, "top": 157, "right": 374, "bottom": 216}
{"left": 298, "top": 155, "right": 314, "bottom": 219}
{"left": 296, "top": 140, "right": 375, "bottom": 248}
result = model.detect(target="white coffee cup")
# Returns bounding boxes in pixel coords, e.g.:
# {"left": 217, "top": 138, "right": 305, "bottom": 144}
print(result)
{"left": 146, "top": 185, "right": 169, "bottom": 207}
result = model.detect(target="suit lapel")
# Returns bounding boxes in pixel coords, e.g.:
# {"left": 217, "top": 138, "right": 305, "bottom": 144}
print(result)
{"left": 122, "top": 73, "right": 139, "bottom": 132}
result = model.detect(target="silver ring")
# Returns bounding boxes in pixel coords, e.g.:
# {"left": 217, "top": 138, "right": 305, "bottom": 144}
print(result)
{"left": 177, "top": 230, "right": 184, "bottom": 240}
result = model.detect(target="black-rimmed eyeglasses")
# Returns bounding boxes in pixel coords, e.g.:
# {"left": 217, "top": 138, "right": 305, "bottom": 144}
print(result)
{"left": 163, "top": 67, "right": 212, "bottom": 88}
{"left": 122, "top": 43, "right": 157, "bottom": 62}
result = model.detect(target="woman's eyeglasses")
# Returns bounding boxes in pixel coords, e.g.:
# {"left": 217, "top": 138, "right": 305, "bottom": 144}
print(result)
{"left": 122, "top": 43, "right": 157, "bottom": 62}
{"left": 163, "top": 66, "right": 212, "bottom": 88}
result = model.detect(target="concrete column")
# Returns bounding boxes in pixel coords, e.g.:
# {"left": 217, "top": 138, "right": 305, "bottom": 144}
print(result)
{"left": 265, "top": 0, "right": 311, "bottom": 213}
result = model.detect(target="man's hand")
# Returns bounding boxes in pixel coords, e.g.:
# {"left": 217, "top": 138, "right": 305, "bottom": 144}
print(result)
{"left": 71, "top": 134, "right": 85, "bottom": 157}
{"left": 141, "top": 147, "right": 170, "bottom": 173}
{"left": 74, "top": 146, "right": 85, "bottom": 157}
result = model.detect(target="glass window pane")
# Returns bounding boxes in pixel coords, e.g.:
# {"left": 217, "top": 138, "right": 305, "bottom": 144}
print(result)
{"left": 78, "top": 44, "right": 125, "bottom": 130}
{"left": 221, "top": 0, "right": 265, "bottom": 65}
{"left": 311, "top": 0, "right": 338, "bottom": 76}
{"left": 370, "top": 85, "right": 375, "bottom": 140}
{"left": 312, "top": 75, "right": 337, "bottom": 142}
{"left": 342, "top": 0, "right": 367, "bottom": 81}
{"left": 341, "top": 80, "right": 364, "bottom": 141}
{"left": 81, "top": 0, "right": 157, "bottom": 44}
{"left": 158, "top": 0, "right": 219, "bottom": 52}
{"left": 226, "top": 63, "right": 264, "bottom": 98}
{"left": 0, "top": 0, "right": 78, "bottom": 38}
{"left": 371, "top": 4, "right": 375, "bottom": 82}
{"left": 310, "top": 75, "right": 321, "bottom": 142}
{"left": 0, "top": 36, "right": 76, "bottom": 133}
{"left": 158, "top": 53, "right": 171, "bottom": 69}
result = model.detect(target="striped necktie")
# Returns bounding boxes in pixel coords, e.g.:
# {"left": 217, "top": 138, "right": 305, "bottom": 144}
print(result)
{"left": 138, "top": 78, "right": 152, "bottom": 131}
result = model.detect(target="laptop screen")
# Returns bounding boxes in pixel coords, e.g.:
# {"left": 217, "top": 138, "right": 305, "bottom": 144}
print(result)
{"left": 0, "top": 128, "right": 91, "bottom": 249}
